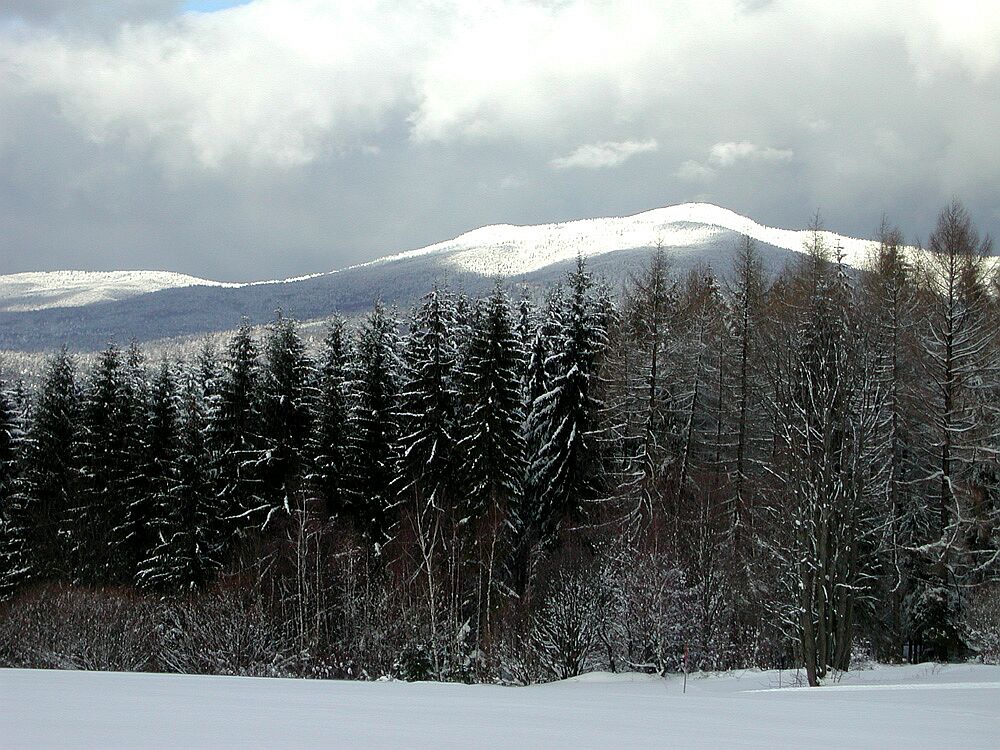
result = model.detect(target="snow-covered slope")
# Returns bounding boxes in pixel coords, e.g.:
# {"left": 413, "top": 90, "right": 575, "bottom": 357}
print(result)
{"left": 370, "top": 202, "right": 874, "bottom": 278}
{"left": 0, "top": 204, "right": 872, "bottom": 314}
{"left": 0, "top": 270, "right": 233, "bottom": 312}
{"left": 2, "top": 664, "right": 997, "bottom": 748}
{"left": 0, "top": 202, "right": 899, "bottom": 352}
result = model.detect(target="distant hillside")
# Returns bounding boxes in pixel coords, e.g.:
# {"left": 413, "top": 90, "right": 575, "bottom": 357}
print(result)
{"left": 0, "top": 203, "right": 878, "bottom": 352}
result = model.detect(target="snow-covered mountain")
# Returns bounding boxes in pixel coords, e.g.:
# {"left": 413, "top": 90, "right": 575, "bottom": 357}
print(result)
{"left": 366, "top": 202, "right": 875, "bottom": 277}
{"left": 0, "top": 203, "right": 878, "bottom": 352}
{"left": 0, "top": 270, "right": 235, "bottom": 313}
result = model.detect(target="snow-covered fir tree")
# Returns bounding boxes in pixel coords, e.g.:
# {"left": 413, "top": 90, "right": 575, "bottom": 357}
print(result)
{"left": 457, "top": 284, "right": 527, "bottom": 647}
{"left": 0, "top": 380, "right": 28, "bottom": 598}
{"left": 135, "top": 361, "right": 184, "bottom": 587}
{"left": 258, "top": 313, "right": 314, "bottom": 523}
{"left": 526, "top": 257, "right": 609, "bottom": 546}
{"left": 210, "top": 319, "right": 263, "bottom": 529}
{"left": 139, "top": 372, "right": 222, "bottom": 591}
{"left": 75, "top": 343, "right": 147, "bottom": 584}
{"left": 20, "top": 349, "right": 82, "bottom": 582}
{"left": 458, "top": 284, "right": 526, "bottom": 517}
{"left": 395, "top": 287, "right": 460, "bottom": 515}
{"left": 310, "top": 317, "right": 353, "bottom": 517}
{"left": 346, "top": 300, "right": 402, "bottom": 546}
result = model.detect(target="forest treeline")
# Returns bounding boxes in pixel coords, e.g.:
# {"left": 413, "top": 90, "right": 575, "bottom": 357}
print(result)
{"left": 0, "top": 201, "right": 998, "bottom": 685}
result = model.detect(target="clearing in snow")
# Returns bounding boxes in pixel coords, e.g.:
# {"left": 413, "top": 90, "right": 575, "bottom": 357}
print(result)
{"left": 1, "top": 663, "right": 997, "bottom": 748}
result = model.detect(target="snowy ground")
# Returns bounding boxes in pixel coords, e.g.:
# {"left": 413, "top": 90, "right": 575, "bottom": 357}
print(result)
{"left": 1, "top": 663, "right": 998, "bottom": 748}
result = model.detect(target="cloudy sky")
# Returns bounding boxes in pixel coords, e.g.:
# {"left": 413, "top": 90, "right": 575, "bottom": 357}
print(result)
{"left": 1, "top": 0, "right": 998, "bottom": 281}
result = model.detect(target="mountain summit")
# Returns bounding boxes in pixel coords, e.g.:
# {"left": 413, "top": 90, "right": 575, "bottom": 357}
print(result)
{"left": 0, "top": 203, "right": 875, "bottom": 351}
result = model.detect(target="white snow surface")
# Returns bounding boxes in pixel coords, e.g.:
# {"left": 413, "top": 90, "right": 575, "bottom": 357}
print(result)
{"left": 2, "top": 663, "right": 998, "bottom": 748}
{"left": 0, "top": 203, "right": 879, "bottom": 312}
{"left": 0, "top": 270, "right": 235, "bottom": 312}
{"left": 378, "top": 202, "right": 877, "bottom": 277}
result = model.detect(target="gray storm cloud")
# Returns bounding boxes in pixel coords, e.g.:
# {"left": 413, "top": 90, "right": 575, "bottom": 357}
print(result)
{"left": 0, "top": 0, "right": 997, "bottom": 281}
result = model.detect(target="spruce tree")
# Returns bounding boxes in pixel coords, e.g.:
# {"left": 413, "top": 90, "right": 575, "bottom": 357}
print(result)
{"left": 135, "top": 361, "right": 184, "bottom": 585}
{"left": 211, "top": 320, "right": 263, "bottom": 529}
{"left": 76, "top": 344, "right": 146, "bottom": 584}
{"left": 521, "top": 287, "right": 563, "bottom": 536}
{"left": 259, "top": 313, "right": 313, "bottom": 522}
{"left": 528, "top": 257, "right": 609, "bottom": 545}
{"left": 458, "top": 284, "right": 525, "bottom": 517}
{"left": 395, "top": 288, "right": 460, "bottom": 513}
{"left": 0, "top": 381, "right": 28, "bottom": 598}
{"left": 346, "top": 301, "right": 402, "bottom": 546}
{"left": 457, "top": 284, "right": 526, "bottom": 647}
{"left": 310, "top": 317, "right": 353, "bottom": 517}
{"left": 139, "top": 374, "right": 221, "bottom": 591}
{"left": 392, "top": 288, "right": 460, "bottom": 661}
{"left": 121, "top": 342, "right": 153, "bottom": 572}
{"left": 20, "top": 349, "right": 82, "bottom": 581}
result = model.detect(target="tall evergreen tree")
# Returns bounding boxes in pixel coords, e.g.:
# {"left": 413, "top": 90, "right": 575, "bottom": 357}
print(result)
{"left": 396, "top": 288, "right": 460, "bottom": 513}
{"left": 211, "top": 320, "right": 263, "bottom": 529}
{"left": 310, "top": 317, "right": 353, "bottom": 517}
{"left": 521, "top": 288, "right": 562, "bottom": 531}
{"left": 138, "top": 362, "right": 184, "bottom": 576}
{"left": 346, "top": 301, "right": 402, "bottom": 546}
{"left": 259, "top": 313, "right": 314, "bottom": 523}
{"left": 393, "top": 289, "right": 460, "bottom": 662}
{"left": 457, "top": 284, "right": 526, "bottom": 647}
{"left": 0, "top": 381, "right": 28, "bottom": 597}
{"left": 139, "top": 374, "right": 221, "bottom": 591}
{"left": 527, "top": 257, "right": 609, "bottom": 545}
{"left": 459, "top": 285, "right": 526, "bottom": 516}
{"left": 75, "top": 344, "right": 147, "bottom": 584}
{"left": 20, "top": 349, "right": 82, "bottom": 581}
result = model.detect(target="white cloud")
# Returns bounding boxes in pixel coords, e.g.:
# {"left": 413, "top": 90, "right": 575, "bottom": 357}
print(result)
{"left": 708, "top": 141, "right": 794, "bottom": 167}
{"left": 678, "top": 140, "right": 791, "bottom": 183}
{"left": 549, "top": 139, "right": 658, "bottom": 170}
{"left": 1, "top": 0, "right": 433, "bottom": 169}
{"left": 1, "top": 0, "right": 999, "bottom": 280}
{"left": 675, "top": 159, "right": 716, "bottom": 183}
{"left": 1, "top": 0, "right": 997, "bottom": 172}
{"left": 904, "top": 0, "right": 1000, "bottom": 81}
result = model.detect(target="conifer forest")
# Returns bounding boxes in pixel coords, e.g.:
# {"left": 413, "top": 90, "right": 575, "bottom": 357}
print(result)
{"left": 1, "top": 202, "right": 998, "bottom": 687}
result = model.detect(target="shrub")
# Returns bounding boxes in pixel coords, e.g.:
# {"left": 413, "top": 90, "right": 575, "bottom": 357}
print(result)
{"left": 0, "top": 583, "right": 156, "bottom": 671}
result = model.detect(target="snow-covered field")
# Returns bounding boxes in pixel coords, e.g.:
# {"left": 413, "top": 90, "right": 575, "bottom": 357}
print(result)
{"left": 1, "top": 664, "right": 997, "bottom": 748}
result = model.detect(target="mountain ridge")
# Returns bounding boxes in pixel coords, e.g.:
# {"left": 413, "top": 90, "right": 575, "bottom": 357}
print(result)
{"left": 0, "top": 202, "right": 901, "bottom": 353}
{"left": 0, "top": 203, "right": 876, "bottom": 315}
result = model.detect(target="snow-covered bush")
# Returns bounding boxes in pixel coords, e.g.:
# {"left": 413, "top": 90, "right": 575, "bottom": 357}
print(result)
{"left": 910, "top": 584, "right": 963, "bottom": 661}
{"left": 602, "top": 551, "right": 698, "bottom": 675}
{"left": 849, "top": 638, "right": 877, "bottom": 671}
{"left": 0, "top": 583, "right": 156, "bottom": 671}
{"left": 156, "top": 586, "right": 296, "bottom": 677}
{"left": 963, "top": 584, "right": 1000, "bottom": 664}
{"left": 531, "top": 570, "right": 605, "bottom": 680}
{"left": 526, "top": 548, "right": 699, "bottom": 682}
{"left": 393, "top": 621, "right": 482, "bottom": 682}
